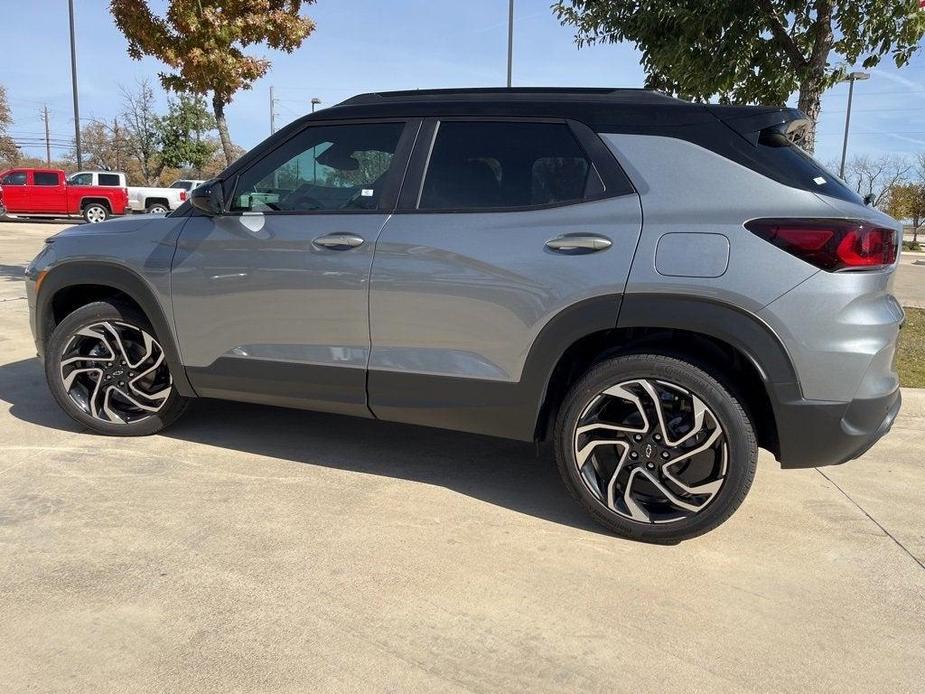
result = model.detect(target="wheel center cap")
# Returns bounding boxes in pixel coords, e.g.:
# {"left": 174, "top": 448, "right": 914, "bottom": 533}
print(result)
{"left": 644, "top": 443, "right": 653, "bottom": 459}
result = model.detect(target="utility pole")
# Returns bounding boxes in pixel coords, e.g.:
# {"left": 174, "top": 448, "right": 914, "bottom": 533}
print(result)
{"left": 506, "top": 0, "right": 514, "bottom": 87}
{"left": 270, "top": 86, "right": 277, "bottom": 134}
{"left": 68, "top": 0, "right": 82, "bottom": 168}
{"left": 42, "top": 105, "right": 51, "bottom": 165}
{"left": 113, "top": 117, "right": 120, "bottom": 171}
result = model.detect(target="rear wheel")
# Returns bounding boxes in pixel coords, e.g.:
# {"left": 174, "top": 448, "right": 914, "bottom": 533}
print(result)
{"left": 82, "top": 203, "right": 109, "bottom": 223}
{"left": 554, "top": 354, "right": 757, "bottom": 543}
{"left": 45, "top": 301, "right": 188, "bottom": 435}
{"left": 146, "top": 202, "right": 169, "bottom": 214}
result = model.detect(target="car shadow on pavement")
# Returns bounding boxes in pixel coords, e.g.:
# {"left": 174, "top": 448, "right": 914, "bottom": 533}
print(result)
{"left": 0, "top": 357, "right": 603, "bottom": 534}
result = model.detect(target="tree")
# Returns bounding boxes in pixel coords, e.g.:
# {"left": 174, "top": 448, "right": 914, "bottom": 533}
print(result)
{"left": 75, "top": 120, "right": 132, "bottom": 173}
{"left": 887, "top": 183, "right": 925, "bottom": 243}
{"left": 887, "top": 154, "right": 925, "bottom": 243}
{"left": 0, "top": 84, "right": 20, "bottom": 166}
{"left": 110, "top": 0, "right": 316, "bottom": 166}
{"left": 840, "top": 154, "right": 911, "bottom": 209}
{"left": 200, "top": 141, "right": 248, "bottom": 179}
{"left": 553, "top": 1, "right": 925, "bottom": 152}
{"left": 159, "top": 93, "right": 217, "bottom": 175}
{"left": 120, "top": 79, "right": 164, "bottom": 184}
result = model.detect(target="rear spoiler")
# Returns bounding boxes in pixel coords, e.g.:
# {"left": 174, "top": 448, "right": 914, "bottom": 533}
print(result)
{"left": 707, "top": 105, "right": 810, "bottom": 147}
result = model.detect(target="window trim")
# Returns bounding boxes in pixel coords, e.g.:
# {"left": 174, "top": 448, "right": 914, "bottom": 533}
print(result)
{"left": 224, "top": 118, "right": 422, "bottom": 217}
{"left": 395, "top": 116, "right": 636, "bottom": 214}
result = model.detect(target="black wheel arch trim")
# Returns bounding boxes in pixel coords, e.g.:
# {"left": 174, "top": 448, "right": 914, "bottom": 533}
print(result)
{"left": 616, "top": 293, "right": 799, "bottom": 387}
{"left": 36, "top": 261, "right": 196, "bottom": 397}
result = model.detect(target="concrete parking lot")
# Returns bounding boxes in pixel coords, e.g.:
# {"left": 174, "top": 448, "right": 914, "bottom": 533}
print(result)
{"left": 0, "top": 220, "right": 923, "bottom": 692}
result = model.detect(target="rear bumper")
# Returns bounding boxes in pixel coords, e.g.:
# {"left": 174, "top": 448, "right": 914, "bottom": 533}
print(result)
{"left": 771, "top": 383, "right": 901, "bottom": 469}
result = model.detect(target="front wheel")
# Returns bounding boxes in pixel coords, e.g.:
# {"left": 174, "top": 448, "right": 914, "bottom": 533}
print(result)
{"left": 554, "top": 354, "right": 757, "bottom": 543}
{"left": 45, "top": 301, "right": 189, "bottom": 435}
{"left": 82, "top": 203, "right": 109, "bottom": 223}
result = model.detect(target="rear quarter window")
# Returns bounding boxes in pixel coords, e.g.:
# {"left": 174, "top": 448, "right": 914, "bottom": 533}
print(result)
{"left": 756, "top": 131, "right": 864, "bottom": 205}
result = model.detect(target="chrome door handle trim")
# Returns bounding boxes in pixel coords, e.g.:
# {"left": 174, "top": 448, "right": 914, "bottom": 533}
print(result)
{"left": 545, "top": 234, "right": 612, "bottom": 253}
{"left": 312, "top": 233, "right": 365, "bottom": 250}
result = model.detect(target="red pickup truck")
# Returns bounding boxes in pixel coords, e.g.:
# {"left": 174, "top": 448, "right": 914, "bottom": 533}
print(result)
{"left": 0, "top": 168, "right": 129, "bottom": 223}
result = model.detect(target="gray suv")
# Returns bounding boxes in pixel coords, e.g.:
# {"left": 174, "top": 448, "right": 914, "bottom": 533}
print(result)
{"left": 26, "top": 88, "right": 904, "bottom": 543}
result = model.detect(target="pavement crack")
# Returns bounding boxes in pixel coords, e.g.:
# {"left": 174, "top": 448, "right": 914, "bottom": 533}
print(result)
{"left": 815, "top": 468, "right": 925, "bottom": 571}
{"left": 0, "top": 296, "right": 26, "bottom": 302}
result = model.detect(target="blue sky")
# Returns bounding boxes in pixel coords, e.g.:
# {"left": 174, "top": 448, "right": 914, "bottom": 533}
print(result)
{"left": 4, "top": 0, "right": 925, "bottom": 166}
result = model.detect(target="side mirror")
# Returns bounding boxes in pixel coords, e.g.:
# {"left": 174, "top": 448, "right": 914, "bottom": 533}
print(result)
{"left": 190, "top": 180, "right": 225, "bottom": 216}
{"left": 863, "top": 193, "right": 875, "bottom": 206}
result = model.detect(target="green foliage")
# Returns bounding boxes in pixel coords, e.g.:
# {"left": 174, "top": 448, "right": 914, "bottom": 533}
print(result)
{"left": 554, "top": 1, "right": 925, "bottom": 151}
{"left": 159, "top": 94, "right": 217, "bottom": 172}
{"left": 903, "top": 240, "right": 921, "bottom": 252}
{"left": 887, "top": 180, "right": 925, "bottom": 242}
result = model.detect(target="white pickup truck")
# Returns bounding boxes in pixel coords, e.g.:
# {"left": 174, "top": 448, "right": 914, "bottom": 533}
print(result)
{"left": 68, "top": 171, "right": 189, "bottom": 214}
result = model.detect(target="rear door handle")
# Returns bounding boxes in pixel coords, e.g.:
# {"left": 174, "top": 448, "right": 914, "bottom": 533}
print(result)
{"left": 545, "top": 233, "right": 612, "bottom": 254}
{"left": 312, "top": 232, "right": 365, "bottom": 250}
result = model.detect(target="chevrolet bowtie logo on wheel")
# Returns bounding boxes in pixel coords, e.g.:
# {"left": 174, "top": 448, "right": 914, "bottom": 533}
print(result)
{"left": 645, "top": 444, "right": 653, "bottom": 459}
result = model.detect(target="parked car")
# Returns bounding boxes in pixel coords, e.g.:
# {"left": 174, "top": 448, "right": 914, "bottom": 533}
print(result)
{"left": 25, "top": 88, "right": 904, "bottom": 542}
{"left": 170, "top": 178, "right": 206, "bottom": 192}
{"left": 0, "top": 167, "right": 128, "bottom": 223}
{"left": 70, "top": 171, "right": 191, "bottom": 214}
{"left": 127, "top": 183, "right": 187, "bottom": 214}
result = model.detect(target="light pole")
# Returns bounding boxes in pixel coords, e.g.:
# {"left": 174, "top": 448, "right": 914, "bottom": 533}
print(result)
{"left": 839, "top": 71, "right": 870, "bottom": 179}
{"left": 506, "top": 0, "right": 514, "bottom": 87}
{"left": 311, "top": 97, "right": 321, "bottom": 113}
{"left": 68, "top": 0, "right": 82, "bottom": 168}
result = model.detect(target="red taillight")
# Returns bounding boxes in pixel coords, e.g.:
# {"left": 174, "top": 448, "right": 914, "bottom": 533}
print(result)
{"left": 180, "top": 190, "right": 187, "bottom": 202}
{"left": 744, "top": 218, "right": 897, "bottom": 271}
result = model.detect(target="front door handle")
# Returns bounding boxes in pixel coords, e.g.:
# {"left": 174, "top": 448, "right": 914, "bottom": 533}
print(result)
{"left": 545, "top": 233, "right": 612, "bottom": 254}
{"left": 312, "top": 232, "right": 365, "bottom": 250}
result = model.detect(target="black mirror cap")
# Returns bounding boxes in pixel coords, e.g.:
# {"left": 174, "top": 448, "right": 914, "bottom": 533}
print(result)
{"left": 190, "top": 180, "right": 225, "bottom": 216}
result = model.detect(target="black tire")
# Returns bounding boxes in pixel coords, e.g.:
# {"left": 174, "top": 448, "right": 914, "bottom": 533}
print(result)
{"left": 146, "top": 203, "right": 169, "bottom": 214}
{"left": 82, "top": 203, "right": 109, "bottom": 224}
{"left": 554, "top": 353, "right": 757, "bottom": 543}
{"left": 44, "top": 301, "right": 189, "bottom": 436}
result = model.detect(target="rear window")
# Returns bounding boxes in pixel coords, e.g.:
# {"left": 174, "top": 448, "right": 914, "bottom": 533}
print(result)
{"left": 419, "top": 121, "right": 600, "bottom": 210}
{"left": 34, "top": 171, "right": 60, "bottom": 186}
{"left": 171, "top": 181, "right": 192, "bottom": 190}
{"left": 756, "top": 129, "right": 864, "bottom": 205}
{"left": 98, "top": 173, "right": 121, "bottom": 186}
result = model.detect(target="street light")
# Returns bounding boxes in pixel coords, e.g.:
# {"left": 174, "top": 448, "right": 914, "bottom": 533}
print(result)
{"left": 839, "top": 70, "right": 870, "bottom": 179}
{"left": 311, "top": 97, "right": 321, "bottom": 113}
{"left": 68, "top": 0, "right": 82, "bottom": 168}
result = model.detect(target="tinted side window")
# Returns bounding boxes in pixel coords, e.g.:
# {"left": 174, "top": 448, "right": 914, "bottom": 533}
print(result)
{"left": 419, "top": 122, "right": 600, "bottom": 210}
{"left": 98, "top": 173, "right": 121, "bottom": 186}
{"left": 231, "top": 122, "right": 405, "bottom": 213}
{"left": 34, "top": 171, "right": 60, "bottom": 186}
{"left": 68, "top": 173, "right": 92, "bottom": 186}
{"left": 2, "top": 171, "right": 27, "bottom": 185}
